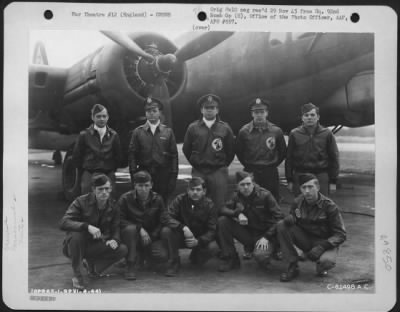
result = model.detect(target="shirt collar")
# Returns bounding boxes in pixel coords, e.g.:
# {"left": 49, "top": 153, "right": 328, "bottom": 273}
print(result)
{"left": 202, "top": 117, "right": 216, "bottom": 128}
{"left": 143, "top": 121, "right": 161, "bottom": 131}
{"left": 89, "top": 124, "right": 110, "bottom": 135}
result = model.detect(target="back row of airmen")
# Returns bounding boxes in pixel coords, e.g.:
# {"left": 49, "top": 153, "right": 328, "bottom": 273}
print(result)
{"left": 61, "top": 94, "right": 346, "bottom": 290}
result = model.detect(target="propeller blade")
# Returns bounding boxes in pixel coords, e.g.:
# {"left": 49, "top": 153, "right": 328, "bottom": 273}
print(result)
{"left": 100, "top": 30, "right": 154, "bottom": 62}
{"left": 174, "top": 31, "right": 234, "bottom": 62}
{"left": 149, "top": 77, "right": 172, "bottom": 127}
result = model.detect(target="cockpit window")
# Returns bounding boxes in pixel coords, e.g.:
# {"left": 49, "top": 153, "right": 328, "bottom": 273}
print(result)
{"left": 292, "top": 32, "right": 316, "bottom": 40}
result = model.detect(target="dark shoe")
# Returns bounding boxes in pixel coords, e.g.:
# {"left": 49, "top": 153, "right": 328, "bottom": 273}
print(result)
{"left": 72, "top": 277, "right": 85, "bottom": 290}
{"left": 218, "top": 254, "right": 240, "bottom": 272}
{"left": 280, "top": 262, "right": 300, "bottom": 282}
{"left": 242, "top": 251, "right": 253, "bottom": 260}
{"left": 316, "top": 261, "right": 330, "bottom": 277}
{"left": 189, "top": 249, "right": 199, "bottom": 265}
{"left": 273, "top": 250, "right": 283, "bottom": 261}
{"left": 165, "top": 258, "right": 180, "bottom": 277}
{"left": 124, "top": 262, "right": 137, "bottom": 280}
{"left": 189, "top": 249, "right": 209, "bottom": 266}
{"left": 82, "top": 259, "right": 98, "bottom": 278}
{"left": 83, "top": 259, "right": 108, "bottom": 279}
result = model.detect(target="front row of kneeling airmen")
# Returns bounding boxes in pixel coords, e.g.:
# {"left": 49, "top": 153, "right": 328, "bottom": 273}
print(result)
{"left": 60, "top": 170, "right": 346, "bottom": 290}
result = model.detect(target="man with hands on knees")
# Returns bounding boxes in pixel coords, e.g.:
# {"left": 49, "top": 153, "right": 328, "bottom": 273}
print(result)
{"left": 277, "top": 173, "right": 346, "bottom": 282}
{"left": 60, "top": 174, "right": 127, "bottom": 290}
{"left": 161, "top": 177, "right": 219, "bottom": 277}
{"left": 217, "top": 171, "right": 283, "bottom": 272}
{"left": 118, "top": 171, "right": 170, "bottom": 280}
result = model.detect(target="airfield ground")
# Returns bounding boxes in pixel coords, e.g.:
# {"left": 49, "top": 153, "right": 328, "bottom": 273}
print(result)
{"left": 27, "top": 140, "right": 375, "bottom": 294}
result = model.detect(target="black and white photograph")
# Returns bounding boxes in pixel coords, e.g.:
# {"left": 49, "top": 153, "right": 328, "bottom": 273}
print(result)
{"left": 3, "top": 3, "right": 397, "bottom": 311}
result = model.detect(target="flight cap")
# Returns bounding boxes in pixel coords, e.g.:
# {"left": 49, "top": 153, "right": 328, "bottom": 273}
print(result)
{"left": 188, "top": 176, "right": 206, "bottom": 188}
{"left": 133, "top": 171, "right": 152, "bottom": 183}
{"left": 235, "top": 171, "right": 253, "bottom": 183}
{"left": 91, "top": 104, "right": 107, "bottom": 116}
{"left": 249, "top": 98, "right": 270, "bottom": 111}
{"left": 197, "top": 94, "right": 221, "bottom": 108}
{"left": 298, "top": 173, "right": 318, "bottom": 186}
{"left": 91, "top": 173, "right": 111, "bottom": 187}
{"left": 144, "top": 97, "right": 163, "bottom": 111}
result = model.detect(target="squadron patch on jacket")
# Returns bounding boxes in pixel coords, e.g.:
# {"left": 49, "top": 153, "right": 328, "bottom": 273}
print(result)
{"left": 266, "top": 136, "right": 276, "bottom": 150}
{"left": 212, "top": 138, "right": 223, "bottom": 151}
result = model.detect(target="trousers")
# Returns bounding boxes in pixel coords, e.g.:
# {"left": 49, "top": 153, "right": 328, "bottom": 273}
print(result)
{"left": 192, "top": 166, "right": 229, "bottom": 213}
{"left": 64, "top": 232, "right": 127, "bottom": 278}
{"left": 160, "top": 227, "right": 219, "bottom": 263}
{"left": 277, "top": 220, "right": 338, "bottom": 271}
{"left": 217, "top": 216, "right": 275, "bottom": 267}
{"left": 120, "top": 224, "right": 168, "bottom": 264}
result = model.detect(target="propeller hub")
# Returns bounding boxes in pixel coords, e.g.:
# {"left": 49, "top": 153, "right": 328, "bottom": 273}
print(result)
{"left": 156, "top": 54, "right": 177, "bottom": 74}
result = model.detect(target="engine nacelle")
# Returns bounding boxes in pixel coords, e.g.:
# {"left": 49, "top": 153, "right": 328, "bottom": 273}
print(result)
{"left": 59, "top": 33, "right": 187, "bottom": 133}
{"left": 320, "top": 71, "right": 374, "bottom": 127}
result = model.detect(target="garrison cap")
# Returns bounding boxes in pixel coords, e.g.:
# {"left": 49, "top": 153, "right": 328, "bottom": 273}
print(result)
{"left": 91, "top": 104, "right": 107, "bottom": 116}
{"left": 133, "top": 171, "right": 152, "bottom": 183}
{"left": 235, "top": 171, "right": 253, "bottom": 183}
{"left": 144, "top": 97, "right": 163, "bottom": 111}
{"left": 249, "top": 98, "right": 270, "bottom": 111}
{"left": 301, "top": 102, "right": 319, "bottom": 115}
{"left": 298, "top": 173, "right": 318, "bottom": 186}
{"left": 188, "top": 176, "right": 206, "bottom": 189}
{"left": 197, "top": 94, "right": 221, "bottom": 108}
{"left": 91, "top": 173, "right": 111, "bottom": 187}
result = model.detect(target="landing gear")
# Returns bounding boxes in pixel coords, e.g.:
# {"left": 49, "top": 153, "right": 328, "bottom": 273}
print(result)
{"left": 62, "top": 149, "right": 81, "bottom": 201}
{"left": 52, "top": 150, "right": 62, "bottom": 165}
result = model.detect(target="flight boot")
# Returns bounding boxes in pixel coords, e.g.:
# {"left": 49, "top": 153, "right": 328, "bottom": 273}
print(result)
{"left": 72, "top": 276, "right": 85, "bottom": 290}
{"left": 165, "top": 257, "right": 180, "bottom": 277}
{"left": 280, "top": 262, "right": 300, "bottom": 282}
{"left": 189, "top": 248, "right": 210, "bottom": 266}
{"left": 218, "top": 253, "right": 241, "bottom": 272}
{"left": 124, "top": 261, "right": 137, "bottom": 280}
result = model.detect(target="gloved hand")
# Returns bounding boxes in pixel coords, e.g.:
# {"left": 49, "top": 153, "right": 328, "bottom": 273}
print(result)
{"left": 283, "top": 214, "right": 296, "bottom": 226}
{"left": 307, "top": 245, "right": 325, "bottom": 261}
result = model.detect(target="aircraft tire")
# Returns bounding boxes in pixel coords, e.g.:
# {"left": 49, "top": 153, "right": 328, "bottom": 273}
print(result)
{"left": 62, "top": 150, "right": 81, "bottom": 202}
